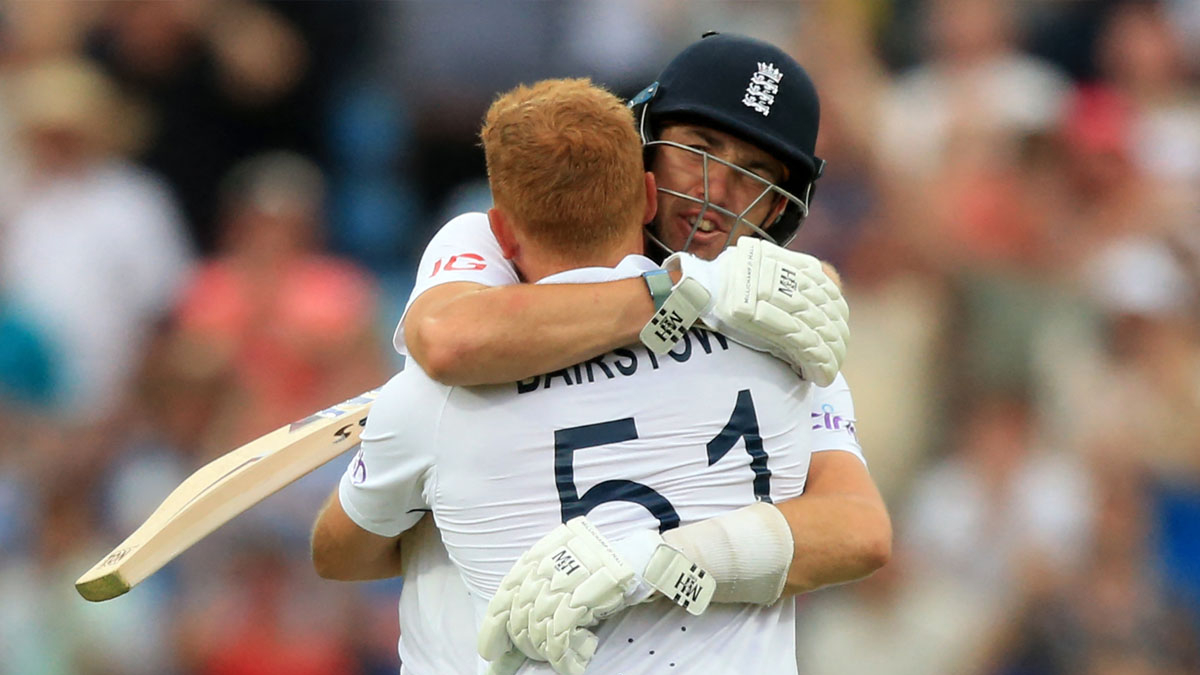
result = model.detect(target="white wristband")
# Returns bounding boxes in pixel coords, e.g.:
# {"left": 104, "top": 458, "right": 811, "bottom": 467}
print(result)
{"left": 660, "top": 502, "right": 794, "bottom": 605}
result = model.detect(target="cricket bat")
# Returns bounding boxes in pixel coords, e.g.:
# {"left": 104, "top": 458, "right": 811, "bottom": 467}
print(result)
{"left": 75, "top": 389, "right": 380, "bottom": 602}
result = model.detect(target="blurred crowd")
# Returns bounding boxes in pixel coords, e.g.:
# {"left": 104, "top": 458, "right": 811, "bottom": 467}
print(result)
{"left": 0, "top": 1, "right": 1197, "bottom": 674}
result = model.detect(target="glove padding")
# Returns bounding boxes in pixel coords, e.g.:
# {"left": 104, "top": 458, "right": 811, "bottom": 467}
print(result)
{"left": 478, "top": 518, "right": 712, "bottom": 675}
{"left": 478, "top": 518, "right": 633, "bottom": 675}
{"left": 665, "top": 238, "right": 849, "bottom": 387}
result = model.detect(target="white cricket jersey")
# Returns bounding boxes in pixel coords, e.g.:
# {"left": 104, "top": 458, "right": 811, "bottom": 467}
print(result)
{"left": 393, "top": 212, "right": 519, "bottom": 355}
{"left": 394, "top": 515, "right": 477, "bottom": 675}
{"left": 344, "top": 260, "right": 816, "bottom": 675}
{"left": 363, "top": 214, "right": 867, "bottom": 674}
{"left": 397, "top": 212, "right": 866, "bottom": 466}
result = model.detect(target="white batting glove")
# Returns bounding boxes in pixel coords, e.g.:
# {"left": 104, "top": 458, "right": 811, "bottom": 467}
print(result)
{"left": 478, "top": 518, "right": 627, "bottom": 675}
{"left": 662, "top": 238, "right": 849, "bottom": 387}
{"left": 478, "top": 518, "right": 714, "bottom": 675}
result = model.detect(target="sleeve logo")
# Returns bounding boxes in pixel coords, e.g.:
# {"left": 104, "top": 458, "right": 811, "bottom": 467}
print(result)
{"left": 430, "top": 253, "right": 487, "bottom": 277}
{"left": 811, "top": 404, "right": 858, "bottom": 441}
{"left": 350, "top": 448, "right": 368, "bottom": 484}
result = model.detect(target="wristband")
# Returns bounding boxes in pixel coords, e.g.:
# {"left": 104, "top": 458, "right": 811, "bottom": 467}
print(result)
{"left": 660, "top": 502, "right": 794, "bottom": 605}
{"left": 642, "top": 269, "right": 673, "bottom": 311}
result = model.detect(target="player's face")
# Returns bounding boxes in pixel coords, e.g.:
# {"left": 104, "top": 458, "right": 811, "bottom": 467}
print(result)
{"left": 648, "top": 124, "right": 788, "bottom": 261}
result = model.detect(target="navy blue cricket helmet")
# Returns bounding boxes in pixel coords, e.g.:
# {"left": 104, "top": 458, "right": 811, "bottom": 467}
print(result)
{"left": 631, "top": 32, "right": 825, "bottom": 251}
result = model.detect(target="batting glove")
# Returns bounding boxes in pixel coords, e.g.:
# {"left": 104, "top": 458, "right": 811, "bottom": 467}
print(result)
{"left": 478, "top": 517, "right": 714, "bottom": 675}
{"left": 655, "top": 238, "right": 850, "bottom": 387}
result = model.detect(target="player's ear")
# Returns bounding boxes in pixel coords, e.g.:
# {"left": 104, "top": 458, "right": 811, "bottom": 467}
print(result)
{"left": 488, "top": 207, "right": 519, "bottom": 260}
{"left": 642, "top": 171, "right": 658, "bottom": 225}
{"left": 766, "top": 194, "right": 788, "bottom": 226}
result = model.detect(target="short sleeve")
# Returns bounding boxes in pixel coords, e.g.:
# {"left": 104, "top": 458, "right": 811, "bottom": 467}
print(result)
{"left": 338, "top": 369, "right": 447, "bottom": 536}
{"left": 809, "top": 373, "right": 867, "bottom": 467}
{"left": 394, "top": 213, "right": 521, "bottom": 354}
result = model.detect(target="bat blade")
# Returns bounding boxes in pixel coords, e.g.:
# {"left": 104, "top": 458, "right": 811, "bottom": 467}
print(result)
{"left": 75, "top": 389, "right": 379, "bottom": 602}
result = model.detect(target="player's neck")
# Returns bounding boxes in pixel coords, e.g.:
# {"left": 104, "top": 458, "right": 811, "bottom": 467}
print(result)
{"left": 518, "top": 235, "right": 644, "bottom": 282}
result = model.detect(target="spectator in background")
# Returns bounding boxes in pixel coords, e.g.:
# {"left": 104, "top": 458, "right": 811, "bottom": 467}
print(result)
{"left": 787, "top": 0, "right": 949, "bottom": 502}
{"left": 85, "top": 0, "right": 315, "bottom": 254}
{"left": 1, "top": 56, "right": 192, "bottom": 425}
{"left": 1039, "top": 84, "right": 1200, "bottom": 457}
{"left": 878, "top": 0, "right": 1072, "bottom": 272}
{"left": 0, "top": 3, "right": 1192, "bottom": 675}
{"left": 796, "top": 551, "right": 998, "bottom": 675}
{"left": 903, "top": 393, "right": 1095, "bottom": 597}
{"left": 0, "top": 298, "right": 59, "bottom": 412}
{"left": 878, "top": 0, "right": 1071, "bottom": 180}
{"left": 128, "top": 153, "right": 391, "bottom": 675}
{"left": 977, "top": 454, "right": 1200, "bottom": 675}
{"left": 69, "top": 152, "right": 391, "bottom": 675}
{"left": 798, "top": 392, "right": 1096, "bottom": 675}
{"left": 1062, "top": 107, "right": 1200, "bottom": 624}
{"left": 177, "top": 543, "right": 358, "bottom": 675}
{"left": 1096, "top": 1, "right": 1200, "bottom": 221}
{"left": 167, "top": 151, "right": 388, "bottom": 453}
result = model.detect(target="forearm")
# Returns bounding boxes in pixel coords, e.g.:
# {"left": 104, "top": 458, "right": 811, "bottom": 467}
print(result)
{"left": 311, "top": 492, "right": 405, "bottom": 581}
{"left": 407, "top": 279, "right": 654, "bottom": 385}
{"left": 775, "top": 490, "right": 892, "bottom": 595}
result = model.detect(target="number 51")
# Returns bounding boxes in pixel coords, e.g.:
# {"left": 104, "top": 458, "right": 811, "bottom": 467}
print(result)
{"left": 554, "top": 389, "right": 771, "bottom": 532}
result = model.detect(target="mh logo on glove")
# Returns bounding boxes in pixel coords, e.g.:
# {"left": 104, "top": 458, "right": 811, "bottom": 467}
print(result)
{"left": 672, "top": 565, "right": 708, "bottom": 606}
{"left": 649, "top": 308, "right": 687, "bottom": 345}
{"left": 776, "top": 266, "right": 798, "bottom": 298}
{"left": 550, "top": 548, "right": 582, "bottom": 576}
{"left": 644, "top": 545, "right": 716, "bottom": 615}
{"left": 639, "top": 277, "right": 708, "bottom": 355}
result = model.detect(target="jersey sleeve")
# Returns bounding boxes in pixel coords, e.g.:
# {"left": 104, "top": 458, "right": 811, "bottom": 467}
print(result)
{"left": 338, "top": 369, "right": 447, "bottom": 536}
{"left": 809, "top": 373, "right": 867, "bottom": 467}
{"left": 394, "top": 212, "right": 521, "bottom": 355}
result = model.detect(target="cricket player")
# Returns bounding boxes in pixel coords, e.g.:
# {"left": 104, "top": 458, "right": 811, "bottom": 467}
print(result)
{"left": 317, "top": 76, "right": 826, "bottom": 675}
{"left": 315, "top": 33, "right": 890, "bottom": 675}
{"left": 403, "top": 34, "right": 885, "bottom": 669}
